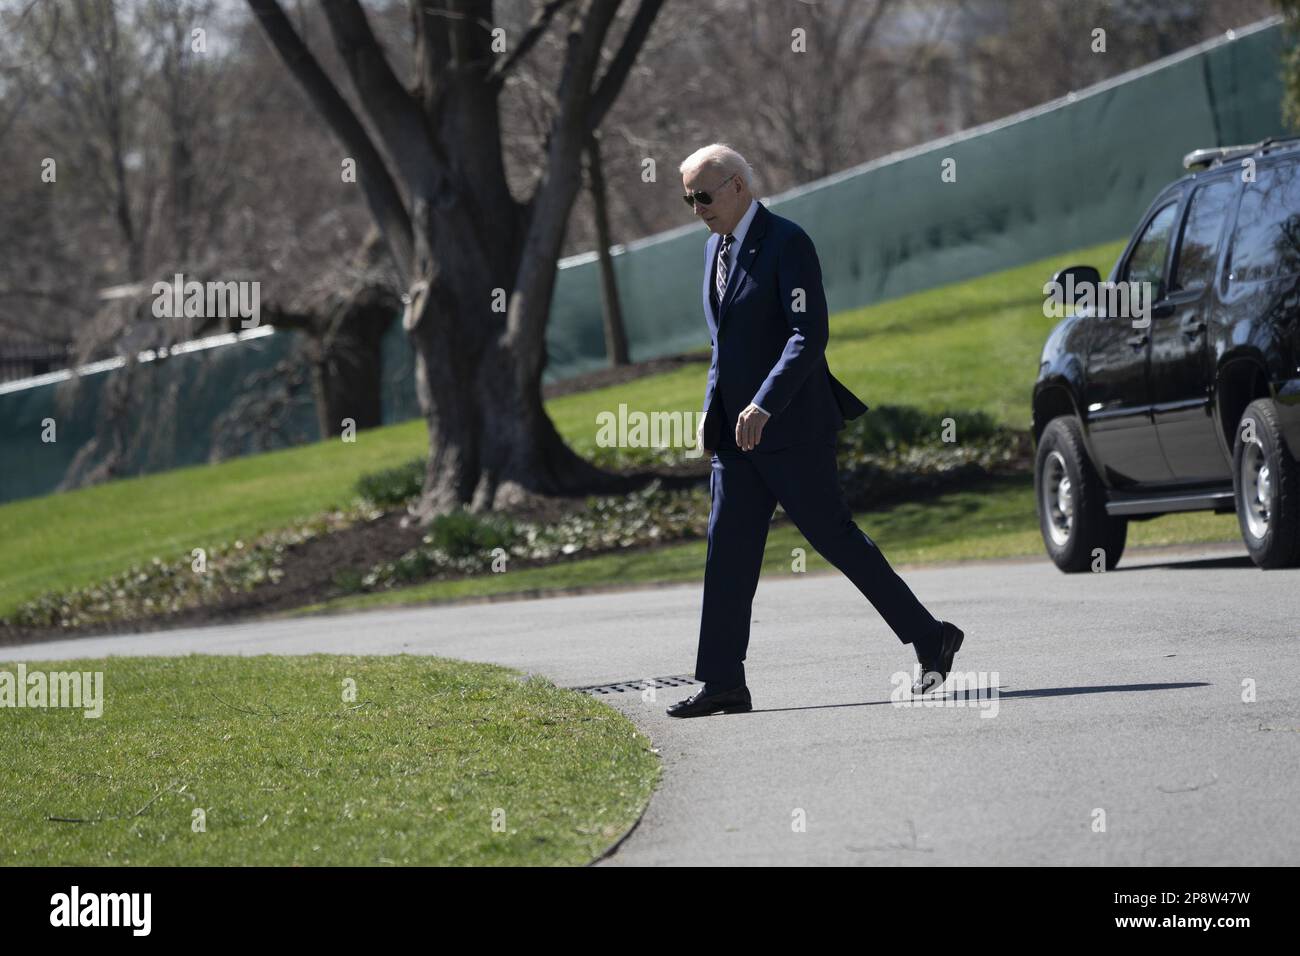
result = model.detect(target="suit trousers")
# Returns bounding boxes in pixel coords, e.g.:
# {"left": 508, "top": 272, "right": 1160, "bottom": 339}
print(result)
{"left": 695, "top": 419, "right": 942, "bottom": 688}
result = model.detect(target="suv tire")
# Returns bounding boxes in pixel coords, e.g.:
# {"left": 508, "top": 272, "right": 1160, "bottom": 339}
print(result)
{"left": 1232, "top": 398, "right": 1300, "bottom": 569}
{"left": 1035, "top": 416, "right": 1128, "bottom": 572}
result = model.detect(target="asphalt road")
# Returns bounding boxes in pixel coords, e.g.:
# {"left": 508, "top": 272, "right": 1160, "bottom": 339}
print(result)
{"left": 5, "top": 541, "right": 1297, "bottom": 865}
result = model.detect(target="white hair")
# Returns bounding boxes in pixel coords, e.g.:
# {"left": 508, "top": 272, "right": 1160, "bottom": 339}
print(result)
{"left": 679, "top": 143, "right": 755, "bottom": 190}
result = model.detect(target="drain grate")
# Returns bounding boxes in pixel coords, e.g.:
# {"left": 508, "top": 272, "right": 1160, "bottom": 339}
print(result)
{"left": 571, "top": 674, "right": 699, "bottom": 696}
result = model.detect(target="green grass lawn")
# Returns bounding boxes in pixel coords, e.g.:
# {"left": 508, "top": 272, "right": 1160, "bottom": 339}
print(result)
{"left": 292, "top": 476, "right": 1242, "bottom": 616}
{"left": 3, "top": 236, "right": 1238, "bottom": 621}
{"left": 0, "top": 418, "right": 427, "bottom": 620}
{"left": 0, "top": 654, "right": 658, "bottom": 866}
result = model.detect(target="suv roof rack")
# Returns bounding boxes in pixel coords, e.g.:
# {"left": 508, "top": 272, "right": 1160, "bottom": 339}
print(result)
{"left": 1182, "top": 136, "right": 1300, "bottom": 171}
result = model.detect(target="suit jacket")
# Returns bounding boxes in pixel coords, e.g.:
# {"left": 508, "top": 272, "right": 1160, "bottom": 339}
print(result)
{"left": 700, "top": 200, "right": 868, "bottom": 452}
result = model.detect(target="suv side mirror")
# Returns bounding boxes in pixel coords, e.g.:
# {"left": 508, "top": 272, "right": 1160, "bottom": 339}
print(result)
{"left": 1049, "top": 265, "right": 1101, "bottom": 307}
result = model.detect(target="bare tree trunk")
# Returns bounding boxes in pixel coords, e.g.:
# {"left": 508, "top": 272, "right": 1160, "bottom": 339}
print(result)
{"left": 308, "top": 286, "right": 394, "bottom": 438}
{"left": 249, "top": 0, "right": 664, "bottom": 519}
{"left": 403, "top": 256, "right": 638, "bottom": 522}
{"left": 586, "top": 130, "right": 630, "bottom": 367}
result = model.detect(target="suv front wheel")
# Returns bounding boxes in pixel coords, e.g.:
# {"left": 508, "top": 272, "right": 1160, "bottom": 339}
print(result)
{"left": 1035, "top": 416, "right": 1128, "bottom": 572}
{"left": 1232, "top": 398, "right": 1300, "bottom": 568}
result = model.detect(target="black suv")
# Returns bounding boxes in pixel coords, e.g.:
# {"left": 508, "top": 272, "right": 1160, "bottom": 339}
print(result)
{"left": 1033, "top": 137, "right": 1300, "bottom": 571}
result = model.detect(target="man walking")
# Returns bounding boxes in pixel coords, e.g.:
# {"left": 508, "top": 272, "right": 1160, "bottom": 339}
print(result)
{"left": 668, "top": 144, "right": 964, "bottom": 719}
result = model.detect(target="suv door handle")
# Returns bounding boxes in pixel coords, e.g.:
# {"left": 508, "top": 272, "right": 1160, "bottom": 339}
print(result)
{"left": 1127, "top": 332, "right": 1149, "bottom": 349}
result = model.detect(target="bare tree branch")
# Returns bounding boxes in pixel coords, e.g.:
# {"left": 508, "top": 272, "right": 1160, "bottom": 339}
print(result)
{"left": 486, "top": 0, "right": 573, "bottom": 85}
{"left": 319, "top": 0, "right": 444, "bottom": 184}
{"left": 246, "top": 0, "right": 415, "bottom": 282}
{"left": 587, "top": 0, "right": 665, "bottom": 133}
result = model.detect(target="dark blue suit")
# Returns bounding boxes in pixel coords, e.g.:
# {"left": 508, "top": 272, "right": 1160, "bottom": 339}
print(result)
{"left": 695, "top": 200, "right": 941, "bottom": 688}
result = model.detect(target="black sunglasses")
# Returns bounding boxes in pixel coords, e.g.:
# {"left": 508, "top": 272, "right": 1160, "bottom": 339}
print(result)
{"left": 682, "top": 173, "right": 737, "bottom": 208}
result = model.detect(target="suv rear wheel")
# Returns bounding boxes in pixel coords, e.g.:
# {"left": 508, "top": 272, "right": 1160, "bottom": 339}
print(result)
{"left": 1035, "top": 416, "right": 1128, "bottom": 572}
{"left": 1232, "top": 398, "right": 1300, "bottom": 568}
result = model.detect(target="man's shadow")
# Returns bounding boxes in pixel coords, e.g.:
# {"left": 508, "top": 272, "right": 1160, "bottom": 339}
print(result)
{"left": 747, "top": 681, "right": 1210, "bottom": 714}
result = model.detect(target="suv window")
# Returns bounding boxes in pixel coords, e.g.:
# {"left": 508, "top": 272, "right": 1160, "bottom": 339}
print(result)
{"left": 1123, "top": 202, "right": 1178, "bottom": 297}
{"left": 1172, "top": 179, "right": 1235, "bottom": 292}
{"left": 1227, "top": 160, "right": 1300, "bottom": 286}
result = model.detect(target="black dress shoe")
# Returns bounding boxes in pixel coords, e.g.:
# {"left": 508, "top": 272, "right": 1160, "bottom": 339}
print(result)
{"left": 666, "top": 684, "right": 752, "bottom": 718}
{"left": 912, "top": 621, "right": 965, "bottom": 695}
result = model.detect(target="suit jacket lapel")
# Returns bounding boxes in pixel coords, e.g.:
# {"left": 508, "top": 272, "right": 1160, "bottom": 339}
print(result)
{"left": 718, "top": 202, "right": 769, "bottom": 335}
{"left": 703, "top": 231, "right": 720, "bottom": 328}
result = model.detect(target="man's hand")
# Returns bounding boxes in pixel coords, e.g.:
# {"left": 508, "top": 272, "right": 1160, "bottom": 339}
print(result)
{"left": 735, "top": 403, "right": 770, "bottom": 451}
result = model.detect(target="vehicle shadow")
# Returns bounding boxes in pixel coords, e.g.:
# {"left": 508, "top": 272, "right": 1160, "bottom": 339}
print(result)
{"left": 1116, "top": 555, "right": 1254, "bottom": 571}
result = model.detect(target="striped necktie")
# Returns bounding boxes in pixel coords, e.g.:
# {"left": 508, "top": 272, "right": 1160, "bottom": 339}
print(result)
{"left": 715, "top": 233, "right": 734, "bottom": 306}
